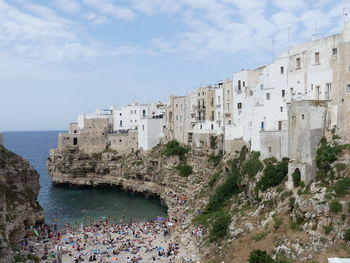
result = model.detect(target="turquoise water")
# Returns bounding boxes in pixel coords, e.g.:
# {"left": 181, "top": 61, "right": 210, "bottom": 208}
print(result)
{"left": 3, "top": 131, "right": 167, "bottom": 228}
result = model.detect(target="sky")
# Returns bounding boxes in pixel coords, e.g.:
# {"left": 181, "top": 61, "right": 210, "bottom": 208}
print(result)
{"left": 0, "top": 0, "right": 348, "bottom": 131}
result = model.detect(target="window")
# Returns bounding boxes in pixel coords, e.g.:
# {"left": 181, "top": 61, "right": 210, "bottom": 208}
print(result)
{"left": 120, "top": 120, "right": 122, "bottom": 127}
{"left": 282, "top": 90, "right": 285, "bottom": 97}
{"left": 238, "top": 80, "right": 241, "bottom": 90}
{"left": 176, "top": 104, "right": 178, "bottom": 108}
{"left": 269, "top": 147, "right": 272, "bottom": 153}
{"left": 119, "top": 113, "right": 122, "bottom": 116}
{"left": 142, "top": 109, "right": 146, "bottom": 117}
{"left": 278, "top": 121, "right": 282, "bottom": 131}
{"left": 314, "top": 52, "right": 320, "bottom": 64}
{"left": 130, "top": 110, "right": 133, "bottom": 114}
{"left": 176, "top": 115, "right": 178, "bottom": 121}
{"left": 261, "top": 122, "right": 264, "bottom": 130}
{"left": 260, "top": 84, "right": 264, "bottom": 89}
{"left": 200, "top": 125, "right": 202, "bottom": 130}
{"left": 326, "top": 83, "right": 332, "bottom": 99}
{"left": 280, "top": 107, "right": 283, "bottom": 112}
{"left": 332, "top": 48, "right": 337, "bottom": 55}
{"left": 142, "top": 125, "right": 144, "bottom": 131}
{"left": 211, "top": 124, "right": 214, "bottom": 130}
{"left": 280, "top": 66, "right": 284, "bottom": 74}
{"left": 347, "top": 84, "right": 350, "bottom": 92}
{"left": 266, "top": 93, "right": 270, "bottom": 100}
{"left": 198, "top": 92, "right": 200, "bottom": 96}
{"left": 218, "top": 96, "right": 221, "bottom": 102}
{"left": 296, "top": 58, "right": 301, "bottom": 69}
{"left": 119, "top": 139, "right": 122, "bottom": 143}
{"left": 237, "top": 103, "right": 242, "bottom": 109}
{"left": 243, "top": 81, "right": 245, "bottom": 87}
{"left": 301, "top": 114, "right": 305, "bottom": 120}
{"left": 73, "top": 138, "right": 78, "bottom": 145}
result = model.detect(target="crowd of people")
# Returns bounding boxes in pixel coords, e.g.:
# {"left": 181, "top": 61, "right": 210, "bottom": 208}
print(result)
{"left": 19, "top": 190, "right": 195, "bottom": 263}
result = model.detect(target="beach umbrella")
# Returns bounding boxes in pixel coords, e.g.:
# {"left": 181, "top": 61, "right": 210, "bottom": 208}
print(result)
{"left": 156, "top": 217, "right": 165, "bottom": 221}
{"left": 33, "top": 230, "right": 40, "bottom": 237}
{"left": 180, "top": 196, "right": 187, "bottom": 201}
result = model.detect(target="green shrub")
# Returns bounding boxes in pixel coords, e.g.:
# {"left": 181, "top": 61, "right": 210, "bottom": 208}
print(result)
{"left": 163, "top": 140, "right": 189, "bottom": 160}
{"left": 323, "top": 225, "right": 333, "bottom": 235}
{"left": 316, "top": 137, "right": 344, "bottom": 178}
{"left": 209, "top": 172, "right": 221, "bottom": 188}
{"left": 292, "top": 171, "right": 301, "bottom": 187}
{"left": 329, "top": 200, "right": 342, "bottom": 213}
{"left": 299, "top": 181, "right": 305, "bottom": 188}
{"left": 241, "top": 151, "right": 263, "bottom": 178}
{"left": 290, "top": 217, "right": 304, "bottom": 231}
{"left": 205, "top": 171, "right": 241, "bottom": 213}
{"left": 248, "top": 250, "right": 275, "bottom": 263}
{"left": 208, "top": 150, "right": 223, "bottom": 167}
{"left": 335, "top": 163, "right": 347, "bottom": 173}
{"left": 333, "top": 177, "right": 350, "bottom": 197}
{"left": 175, "top": 163, "right": 193, "bottom": 177}
{"left": 208, "top": 211, "right": 231, "bottom": 242}
{"left": 257, "top": 158, "right": 289, "bottom": 191}
{"left": 344, "top": 229, "right": 350, "bottom": 241}
{"left": 273, "top": 217, "right": 283, "bottom": 230}
{"left": 210, "top": 136, "right": 217, "bottom": 149}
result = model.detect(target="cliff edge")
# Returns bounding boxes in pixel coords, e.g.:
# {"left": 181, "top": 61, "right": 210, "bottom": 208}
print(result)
{"left": 0, "top": 145, "right": 44, "bottom": 262}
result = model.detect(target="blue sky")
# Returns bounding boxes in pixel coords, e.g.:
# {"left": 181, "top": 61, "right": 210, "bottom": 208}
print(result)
{"left": 0, "top": 0, "right": 348, "bottom": 131}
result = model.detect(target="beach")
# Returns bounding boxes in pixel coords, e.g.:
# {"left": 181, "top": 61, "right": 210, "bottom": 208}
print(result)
{"left": 20, "top": 191, "right": 197, "bottom": 263}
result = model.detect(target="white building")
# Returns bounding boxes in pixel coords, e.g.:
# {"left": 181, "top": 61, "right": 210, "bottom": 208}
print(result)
{"left": 112, "top": 102, "right": 166, "bottom": 151}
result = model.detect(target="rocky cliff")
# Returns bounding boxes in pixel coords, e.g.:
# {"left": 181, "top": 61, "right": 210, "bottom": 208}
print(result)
{"left": 0, "top": 145, "right": 44, "bottom": 262}
{"left": 48, "top": 140, "right": 350, "bottom": 262}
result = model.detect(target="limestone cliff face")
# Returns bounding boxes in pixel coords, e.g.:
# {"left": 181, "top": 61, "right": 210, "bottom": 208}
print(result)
{"left": 48, "top": 147, "right": 212, "bottom": 207}
{"left": 0, "top": 145, "right": 44, "bottom": 261}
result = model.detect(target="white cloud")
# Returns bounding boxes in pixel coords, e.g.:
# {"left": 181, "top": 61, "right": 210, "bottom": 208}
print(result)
{"left": 82, "top": 12, "right": 109, "bottom": 25}
{"left": 83, "top": 0, "right": 136, "bottom": 21}
{"left": 54, "top": 0, "right": 81, "bottom": 14}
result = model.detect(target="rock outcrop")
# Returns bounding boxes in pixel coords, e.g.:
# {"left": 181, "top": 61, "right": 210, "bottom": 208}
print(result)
{"left": 0, "top": 145, "right": 44, "bottom": 262}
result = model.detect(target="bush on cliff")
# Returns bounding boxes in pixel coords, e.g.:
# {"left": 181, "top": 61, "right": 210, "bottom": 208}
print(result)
{"left": 333, "top": 177, "right": 350, "bottom": 197}
{"left": 163, "top": 140, "right": 189, "bottom": 160}
{"left": 208, "top": 211, "right": 231, "bottom": 242}
{"left": 257, "top": 158, "right": 289, "bottom": 191}
{"left": 205, "top": 165, "right": 241, "bottom": 213}
{"left": 329, "top": 200, "right": 342, "bottom": 213}
{"left": 248, "top": 250, "right": 275, "bottom": 263}
{"left": 241, "top": 151, "right": 263, "bottom": 178}
{"left": 208, "top": 150, "right": 223, "bottom": 167}
{"left": 344, "top": 229, "right": 350, "bottom": 241}
{"left": 175, "top": 162, "right": 193, "bottom": 177}
{"left": 316, "top": 137, "right": 345, "bottom": 179}
{"left": 210, "top": 135, "right": 217, "bottom": 149}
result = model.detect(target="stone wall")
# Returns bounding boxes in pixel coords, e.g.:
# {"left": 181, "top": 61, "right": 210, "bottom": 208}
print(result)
{"left": 0, "top": 133, "right": 3, "bottom": 146}
{"left": 108, "top": 130, "right": 138, "bottom": 154}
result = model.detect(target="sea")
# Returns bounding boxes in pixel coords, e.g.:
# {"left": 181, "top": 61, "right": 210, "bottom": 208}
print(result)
{"left": 3, "top": 131, "right": 167, "bottom": 228}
